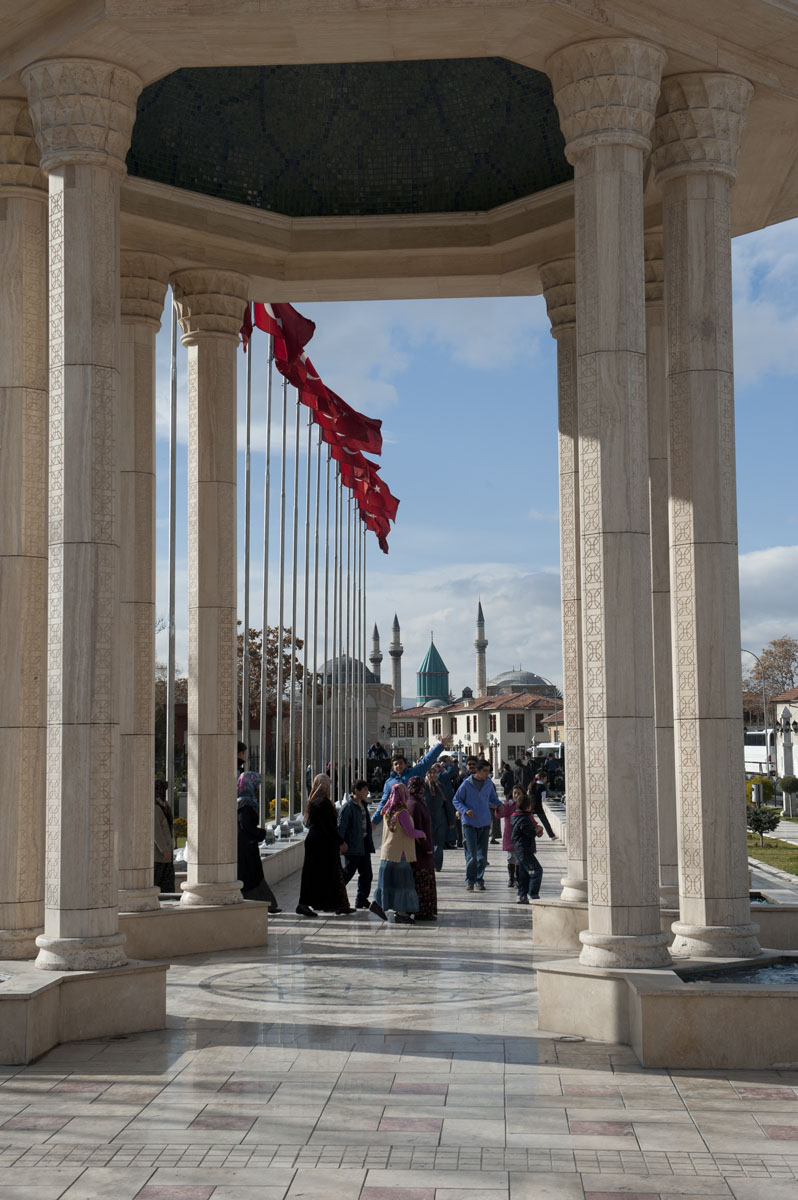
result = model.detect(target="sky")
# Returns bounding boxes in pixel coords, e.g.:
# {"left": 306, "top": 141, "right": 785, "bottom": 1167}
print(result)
{"left": 153, "top": 218, "right": 798, "bottom": 704}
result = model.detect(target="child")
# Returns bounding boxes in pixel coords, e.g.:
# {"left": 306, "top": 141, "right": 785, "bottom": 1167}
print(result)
{"left": 502, "top": 786, "right": 523, "bottom": 890}
{"left": 510, "top": 792, "right": 544, "bottom": 905}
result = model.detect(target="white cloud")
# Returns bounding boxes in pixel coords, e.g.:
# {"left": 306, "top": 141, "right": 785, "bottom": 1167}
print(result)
{"left": 733, "top": 220, "right": 798, "bottom": 384}
{"left": 739, "top": 544, "right": 798, "bottom": 650}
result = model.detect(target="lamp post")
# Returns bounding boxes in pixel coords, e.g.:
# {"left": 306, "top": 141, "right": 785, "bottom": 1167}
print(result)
{"left": 742, "top": 647, "right": 770, "bottom": 774}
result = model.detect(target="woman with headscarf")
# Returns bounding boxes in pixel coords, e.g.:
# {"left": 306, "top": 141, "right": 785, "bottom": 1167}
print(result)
{"left": 406, "top": 776, "right": 438, "bottom": 921}
{"left": 296, "top": 773, "right": 354, "bottom": 918}
{"left": 237, "top": 771, "right": 281, "bottom": 913}
{"left": 369, "top": 782, "right": 425, "bottom": 924}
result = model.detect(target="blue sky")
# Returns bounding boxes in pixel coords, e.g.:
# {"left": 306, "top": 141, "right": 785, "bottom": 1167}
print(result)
{"left": 154, "top": 219, "right": 798, "bottom": 701}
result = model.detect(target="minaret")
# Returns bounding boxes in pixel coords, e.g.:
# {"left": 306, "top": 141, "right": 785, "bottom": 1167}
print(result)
{"left": 369, "top": 623, "right": 383, "bottom": 683}
{"left": 389, "top": 613, "right": 403, "bottom": 710}
{"left": 474, "top": 600, "right": 488, "bottom": 696}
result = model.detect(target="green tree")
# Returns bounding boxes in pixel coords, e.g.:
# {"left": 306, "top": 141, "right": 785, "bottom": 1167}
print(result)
{"left": 745, "top": 775, "right": 777, "bottom": 805}
{"left": 237, "top": 624, "right": 306, "bottom": 726}
{"left": 746, "top": 804, "right": 781, "bottom": 847}
{"left": 742, "top": 636, "right": 798, "bottom": 723}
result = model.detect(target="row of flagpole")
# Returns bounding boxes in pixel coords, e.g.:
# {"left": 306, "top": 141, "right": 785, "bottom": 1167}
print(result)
{"left": 165, "top": 295, "right": 397, "bottom": 819}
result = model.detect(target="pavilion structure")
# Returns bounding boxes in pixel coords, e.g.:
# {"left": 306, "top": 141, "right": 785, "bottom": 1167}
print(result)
{"left": 3, "top": 0, "right": 798, "bottom": 1063}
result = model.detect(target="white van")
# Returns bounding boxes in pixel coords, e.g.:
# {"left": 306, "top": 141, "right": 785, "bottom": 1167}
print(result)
{"left": 744, "top": 729, "right": 775, "bottom": 777}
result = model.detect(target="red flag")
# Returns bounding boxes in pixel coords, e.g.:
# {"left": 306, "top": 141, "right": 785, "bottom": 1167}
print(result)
{"left": 360, "top": 506, "right": 390, "bottom": 554}
{"left": 240, "top": 303, "right": 254, "bottom": 352}
{"left": 253, "top": 302, "right": 315, "bottom": 364}
{"left": 325, "top": 390, "right": 382, "bottom": 456}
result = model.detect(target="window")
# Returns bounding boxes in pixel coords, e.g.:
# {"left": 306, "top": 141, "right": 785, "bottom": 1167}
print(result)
{"left": 450, "top": 717, "right": 457, "bottom": 734}
{"left": 397, "top": 723, "right": 406, "bottom": 737}
{"left": 432, "top": 718, "right": 441, "bottom": 735}
{"left": 417, "top": 723, "right": 424, "bottom": 737}
{"left": 389, "top": 723, "right": 397, "bottom": 737}
{"left": 489, "top": 714, "right": 497, "bottom": 732}
{"left": 466, "top": 716, "right": 471, "bottom": 733}
{"left": 507, "top": 713, "right": 525, "bottom": 733}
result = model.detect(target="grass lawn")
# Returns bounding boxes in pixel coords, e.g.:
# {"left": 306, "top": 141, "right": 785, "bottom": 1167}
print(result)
{"left": 748, "top": 833, "right": 798, "bottom": 875}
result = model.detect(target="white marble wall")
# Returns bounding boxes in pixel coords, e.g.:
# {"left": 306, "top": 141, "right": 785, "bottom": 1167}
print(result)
{"left": 0, "top": 99, "right": 48, "bottom": 959}
{"left": 118, "top": 252, "right": 171, "bottom": 912}
{"left": 547, "top": 38, "right": 671, "bottom": 968}
{"left": 23, "top": 57, "right": 142, "bottom": 969}
{"left": 172, "top": 269, "right": 249, "bottom": 907}
{"left": 652, "top": 73, "right": 760, "bottom": 957}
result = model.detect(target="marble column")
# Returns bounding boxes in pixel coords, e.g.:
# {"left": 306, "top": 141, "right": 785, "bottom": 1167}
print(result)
{"left": 652, "top": 73, "right": 760, "bottom": 957}
{"left": 644, "top": 234, "right": 679, "bottom": 905}
{"left": 539, "top": 257, "right": 587, "bottom": 903}
{"left": 0, "top": 99, "right": 48, "bottom": 959}
{"left": 546, "top": 38, "right": 670, "bottom": 968}
{"left": 171, "top": 268, "right": 249, "bottom": 908}
{"left": 23, "top": 58, "right": 142, "bottom": 970}
{"left": 118, "top": 252, "right": 171, "bottom": 912}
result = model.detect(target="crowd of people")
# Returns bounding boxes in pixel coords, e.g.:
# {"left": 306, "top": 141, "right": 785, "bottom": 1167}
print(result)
{"left": 143, "top": 740, "right": 558, "bottom": 922}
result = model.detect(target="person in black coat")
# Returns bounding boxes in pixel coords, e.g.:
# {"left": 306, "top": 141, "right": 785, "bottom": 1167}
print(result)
{"left": 237, "top": 771, "right": 281, "bottom": 913}
{"left": 296, "top": 774, "right": 354, "bottom": 918}
{"left": 510, "top": 793, "right": 544, "bottom": 904}
{"left": 338, "top": 779, "right": 376, "bottom": 908}
{"left": 527, "top": 775, "right": 557, "bottom": 840}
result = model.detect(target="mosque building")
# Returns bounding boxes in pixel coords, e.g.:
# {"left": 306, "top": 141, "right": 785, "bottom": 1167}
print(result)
{"left": 386, "top": 604, "right": 560, "bottom": 766}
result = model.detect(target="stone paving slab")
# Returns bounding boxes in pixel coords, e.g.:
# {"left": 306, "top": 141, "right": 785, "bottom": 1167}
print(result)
{"left": 3, "top": 841, "right": 798, "bottom": 1198}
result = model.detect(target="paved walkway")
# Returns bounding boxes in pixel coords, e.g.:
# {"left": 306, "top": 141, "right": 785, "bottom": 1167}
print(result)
{"left": 3, "top": 839, "right": 798, "bottom": 1199}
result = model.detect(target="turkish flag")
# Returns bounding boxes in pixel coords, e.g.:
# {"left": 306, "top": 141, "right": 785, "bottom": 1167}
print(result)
{"left": 360, "top": 506, "right": 391, "bottom": 554}
{"left": 252, "top": 302, "right": 315, "bottom": 364}
{"left": 240, "top": 303, "right": 254, "bottom": 351}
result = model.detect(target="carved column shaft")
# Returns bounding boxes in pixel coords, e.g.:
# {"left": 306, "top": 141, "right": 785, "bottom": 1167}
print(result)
{"left": 652, "top": 73, "right": 760, "bottom": 957}
{"left": 118, "top": 252, "right": 171, "bottom": 911}
{"left": 644, "top": 235, "right": 679, "bottom": 904}
{"left": 540, "top": 257, "right": 587, "bottom": 902}
{"left": 23, "top": 57, "right": 142, "bottom": 969}
{"left": 172, "top": 268, "right": 249, "bottom": 907}
{"left": 0, "top": 99, "right": 48, "bottom": 957}
{"left": 547, "top": 38, "right": 670, "bottom": 968}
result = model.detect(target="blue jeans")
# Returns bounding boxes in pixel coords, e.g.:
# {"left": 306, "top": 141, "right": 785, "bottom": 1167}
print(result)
{"left": 463, "top": 824, "right": 490, "bottom": 883}
{"left": 517, "top": 853, "right": 543, "bottom": 900}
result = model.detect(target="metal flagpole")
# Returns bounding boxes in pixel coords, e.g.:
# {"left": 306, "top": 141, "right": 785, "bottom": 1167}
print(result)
{"left": 344, "top": 490, "right": 352, "bottom": 794}
{"left": 300, "top": 408, "right": 313, "bottom": 804}
{"left": 336, "top": 468, "right": 344, "bottom": 800}
{"left": 331, "top": 462, "right": 340, "bottom": 794}
{"left": 242, "top": 328, "right": 252, "bottom": 764}
{"left": 258, "top": 335, "right": 274, "bottom": 823}
{"left": 361, "top": 521, "right": 367, "bottom": 765}
{"left": 274, "top": 376, "right": 288, "bottom": 824}
{"left": 166, "top": 294, "right": 177, "bottom": 814}
{"left": 310, "top": 427, "right": 322, "bottom": 775}
{"left": 357, "top": 516, "right": 364, "bottom": 771}
{"left": 321, "top": 449, "right": 331, "bottom": 771}
{"left": 351, "top": 501, "right": 359, "bottom": 782}
{"left": 287, "top": 391, "right": 301, "bottom": 820}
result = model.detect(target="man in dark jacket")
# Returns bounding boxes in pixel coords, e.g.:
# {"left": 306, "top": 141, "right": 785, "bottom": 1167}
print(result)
{"left": 338, "top": 778, "right": 375, "bottom": 909}
{"left": 510, "top": 793, "right": 544, "bottom": 904}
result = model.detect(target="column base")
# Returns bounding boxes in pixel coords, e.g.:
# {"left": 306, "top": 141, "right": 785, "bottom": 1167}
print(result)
{"left": 118, "top": 886, "right": 161, "bottom": 913}
{"left": 560, "top": 875, "right": 588, "bottom": 902}
{"left": 179, "top": 879, "right": 243, "bottom": 907}
{"left": 0, "top": 927, "right": 42, "bottom": 960}
{"left": 670, "top": 921, "right": 761, "bottom": 959}
{"left": 579, "top": 929, "right": 672, "bottom": 969}
{"left": 35, "top": 932, "right": 128, "bottom": 972}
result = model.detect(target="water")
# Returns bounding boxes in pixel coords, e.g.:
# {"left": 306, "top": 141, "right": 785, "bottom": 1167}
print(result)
{"left": 681, "top": 960, "right": 798, "bottom": 985}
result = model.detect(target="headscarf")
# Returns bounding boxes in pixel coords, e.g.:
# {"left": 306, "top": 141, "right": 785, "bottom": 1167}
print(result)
{"left": 305, "top": 772, "right": 332, "bottom": 822}
{"left": 407, "top": 776, "right": 425, "bottom": 801}
{"left": 237, "top": 770, "right": 260, "bottom": 812}
{"left": 382, "top": 781, "right": 409, "bottom": 832}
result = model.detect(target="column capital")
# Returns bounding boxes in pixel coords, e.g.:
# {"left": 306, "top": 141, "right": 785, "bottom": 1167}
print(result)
{"left": 171, "top": 268, "right": 249, "bottom": 345}
{"left": 21, "top": 57, "right": 141, "bottom": 175}
{"left": 644, "top": 233, "right": 664, "bottom": 305}
{"left": 539, "top": 257, "right": 576, "bottom": 338}
{"left": 0, "top": 98, "right": 47, "bottom": 196}
{"left": 121, "top": 251, "right": 172, "bottom": 328}
{"left": 546, "top": 38, "right": 666, "bottom": 161}
{"left": 651, "top": 73, "right": 753, "bottom": 185}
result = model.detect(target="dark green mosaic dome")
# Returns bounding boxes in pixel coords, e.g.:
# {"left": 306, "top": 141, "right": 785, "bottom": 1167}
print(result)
{"left": 127, "top": 59, "right": 571, "bottom": 218}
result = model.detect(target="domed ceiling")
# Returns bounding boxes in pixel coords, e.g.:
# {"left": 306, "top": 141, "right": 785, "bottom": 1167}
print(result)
{"left": 127, "top": 58, "right": 571, "bottom": 219}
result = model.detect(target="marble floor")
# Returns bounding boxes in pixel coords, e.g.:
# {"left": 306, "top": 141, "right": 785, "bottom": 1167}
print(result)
{"left": 2, "top": 839, "right": 798, "bottom": 1199}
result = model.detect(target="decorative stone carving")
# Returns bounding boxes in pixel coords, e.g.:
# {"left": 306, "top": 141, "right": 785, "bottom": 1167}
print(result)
{"left": 548, "top": 39, "right": 670, "bottom": 970}
{"left": 21, "top": 58, "right": 141, "bottom": 175}
{"left": 171, "top": 268, "right": 248, "bottom": 908}
{"left": 546, "top": 39, "right": 667, "bottom": 160}
{"left": 652, "top": 74, "right": 760, "bottom": 958}
{"left": 540, "top": 257, "right": 587, "bottom": 903}
{"left": 0, "top": 98, "right": 47, "bottom": 195}
{"left": 651, "top": 73, "right": 754, "bottom": 184}
{"left": 121, "top": 251, "right": 172, "bottom": 328}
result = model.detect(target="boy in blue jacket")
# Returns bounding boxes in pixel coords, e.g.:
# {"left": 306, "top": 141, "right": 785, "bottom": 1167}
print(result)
{"left": 452, "top": 759, "right": 502, "bottom": 892}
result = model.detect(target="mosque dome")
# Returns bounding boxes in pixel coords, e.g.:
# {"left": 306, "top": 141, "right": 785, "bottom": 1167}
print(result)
{"left": 487, "top": 669, "right": 553, "bottom": 695}
{"left": 319, "top": 655, "right": 379, "bottom": 685}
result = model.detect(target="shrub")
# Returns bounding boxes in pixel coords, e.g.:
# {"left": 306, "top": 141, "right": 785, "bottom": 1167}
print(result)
{"left": 173, "top": 816, "right": 187, "bottom": 839}
{"left": 746, "top": 803, "right": 781, "bottom": 846}
{"left": 781, "top": 776, "right": 798, "bottom": 796}
{"left": 745, "top": 775, "right": 776, "bottom": 805}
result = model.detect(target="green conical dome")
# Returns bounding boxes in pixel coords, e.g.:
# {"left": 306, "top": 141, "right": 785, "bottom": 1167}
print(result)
{"left": 417, "top": 637, "right": 449, "bottom": 705}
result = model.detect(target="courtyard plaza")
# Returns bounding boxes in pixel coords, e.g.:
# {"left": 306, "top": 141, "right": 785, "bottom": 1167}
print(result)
{"left": 2, "top": 840, "right": 798, "bottom": 1200}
